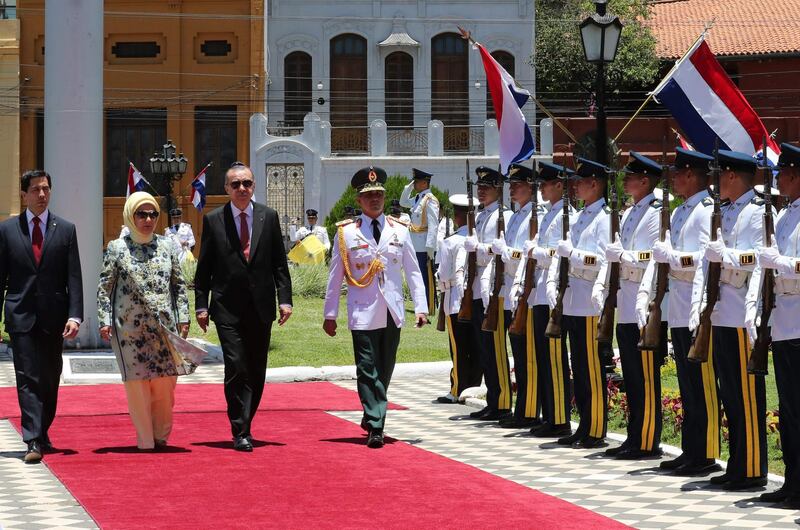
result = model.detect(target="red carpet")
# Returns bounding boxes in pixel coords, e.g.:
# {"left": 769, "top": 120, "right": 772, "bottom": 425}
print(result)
{"left": 5, "top": 383, "right": 628, "bottom": 529}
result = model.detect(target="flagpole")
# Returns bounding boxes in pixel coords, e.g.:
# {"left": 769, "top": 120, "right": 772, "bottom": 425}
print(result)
{"left": 612, "top": 20, "right": 715, "bottom": 145}
{"left": 458, "top": 26, "right": 579, "bottom": 146}
{"left": 179, "top": 161, "right": 213, "bottom": 201}
{"left": 130, "top": 161, "right": 163, "bottom": 199}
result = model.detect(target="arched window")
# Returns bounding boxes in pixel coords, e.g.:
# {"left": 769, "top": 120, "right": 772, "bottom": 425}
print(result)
{"left": 431, "top": 33, "right": 468, "bottom": 150}
{"left": 487, "top": 51, "right": 515, "bottom": 120}
{"left": 385, "top": 52, "right": 414, "bottom": 128}
{"left": 330, "top": 33, "right": 368, "bottom": 152}
{"left": 284, "top": 51, "right": 312, "bottom": 127}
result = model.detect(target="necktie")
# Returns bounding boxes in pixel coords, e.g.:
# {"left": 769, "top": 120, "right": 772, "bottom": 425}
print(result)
{"left": 239, "top": 212, "right": 250, "bottom": 261}
{"left": 371, "top": 218, "right": 381, "bottom": 244}
{"left": 31, "top": 216, "right": 43, "bottom": 265}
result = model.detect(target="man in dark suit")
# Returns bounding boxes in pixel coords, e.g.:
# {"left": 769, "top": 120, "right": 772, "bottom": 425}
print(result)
{"left": 195, "top": 162, "right": 293, "bottom": 452}
{"left": 0, "top": 170, "right": 83, "bottom": 463}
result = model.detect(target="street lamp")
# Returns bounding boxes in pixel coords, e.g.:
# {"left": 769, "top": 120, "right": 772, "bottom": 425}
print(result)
{"left": 579, "top": 0, "right": 623, "bottom": 166}
{"left": 149, "top": 139, "right": 188, "bottom": 213}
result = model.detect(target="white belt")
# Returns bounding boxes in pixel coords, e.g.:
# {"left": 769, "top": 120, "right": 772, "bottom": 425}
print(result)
{"left": 775, "top": 276, "right": 800, "bottom": 295}
{"left": 620, "top": 264, "right": 645, "bottom": 284}
{"left": 719, "top": 268, "right": 751, "bottom": 289}
{"left": 669, "top": 269, "right": 695, "bottom": 282}
{"left": 569, "top": 268, "right": 599, "bottom": 282}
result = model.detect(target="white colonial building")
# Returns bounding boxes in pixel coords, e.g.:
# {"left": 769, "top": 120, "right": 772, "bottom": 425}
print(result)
{"left": 251, "top": 0, "right": 552, "bottom": 230}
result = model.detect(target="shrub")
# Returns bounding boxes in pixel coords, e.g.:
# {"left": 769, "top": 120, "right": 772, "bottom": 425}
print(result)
{"left": 289, "top": 263, "right": 330, "bottom": 298}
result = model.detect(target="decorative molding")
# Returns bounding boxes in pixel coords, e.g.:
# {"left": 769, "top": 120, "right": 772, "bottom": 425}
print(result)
{"left": 260, "top": 141, "right": 312, "bottom": 162}
{"left": 484, "top": 37, "right": 523, "bottom": 56}
{"left": 275, "top": 34, "right": 319, "bottom": 55}
{"left": 322, "top": 19, "right": 370, "bottom": 39}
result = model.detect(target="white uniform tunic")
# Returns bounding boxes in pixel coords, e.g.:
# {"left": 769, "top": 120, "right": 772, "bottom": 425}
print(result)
{"left": 500, "top": 201, "right": 537, "bottom": 310}
{"left": 692, "top": 189, "right": 764, "bottom": 328}
{"left": 164, "top": 222, "right": 196, "bottom": 264}
{"left": 323, "top": 214, "right": 428, "bottom": 330}
{"left": 471, "top": 202, "right": 513, "bottom": 303}
{"left": 436, "top": 225, "right": 468, "bottom": 315}
{"left": 524, "top": 199, "right": 577, "bottom": 308}
{"left": 547, "top": 198, "right": 610, "bottom": 317}
{"left": 400, "top": 183, "right": 440, "bottom": 253}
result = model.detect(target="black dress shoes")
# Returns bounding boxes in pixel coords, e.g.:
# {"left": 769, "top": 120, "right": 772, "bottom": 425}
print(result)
{"left": 469, "top": 406, "right": 490, "bottom": 419}
{"left": 615, "top": 447, "right": 663, "bottom": 460}
{"left": 673, "top": 459, "right": 722, "bottom": 476}
{"left": 759, "top": 487, "right": 790, "bottom": 503}
{"left": 603, "top": 444, "right": 629, "bottom": 457}
{"left": 367, "top": 430, "right": 384, "bottom": 449}
{"left": 233, "top": 436, "right": 253, "bottom": 452}
{"left": 708, "top": 473, "right": 730, "bottom": 485}
{"left": 556, "top": 432, "right": 583, "bottom": 446}
{"left": 574, "top": 436, "right": 606, "bottom": 449}
{"left": 723, "top": 476, "right": 768, "bottom": 491}
{"left": 498, "top": 417, "right": 539, "bottom": 429}
{"left": 24, "top": 441, "right": 43, "bottom": 463}
{"left": 436, "top": 395, "right": 458, "bottom": 404}
{"left": 659, "top": 454, "right": 688, "bottom": 470}
{"left": 477, "top": 409, "right": 512, "bottom": 421}
{"left": 531, "top": 423, "right": 572, "bottom": 438}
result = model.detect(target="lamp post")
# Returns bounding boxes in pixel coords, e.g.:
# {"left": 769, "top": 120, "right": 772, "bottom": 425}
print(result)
{"left": 579, "top": 0, "right": 623, "bottom": 166}
{"left": 149, "top": 140, "right": 188, "bottom": 214}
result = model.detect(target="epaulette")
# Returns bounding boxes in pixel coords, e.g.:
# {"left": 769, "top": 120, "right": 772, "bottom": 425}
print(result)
{"left": 649, "top": 199, "right": 663, "bottom": 209}
{"left": 751, "top": 196, "right": 765, "bottom": 206}
{"left": 602, "top": 205, "right": 611, "bottom": 213}
{"left": 702, "top": 197, "right": 714, "bottom": 206}
{"left": 387, "top": 216, "right": 409, "bottom": 227}
{"left": 336, "top": 219, "right": 354, "bottom": 227}
{"left": 428, "top": 194, "right": 440, "bottom": 203}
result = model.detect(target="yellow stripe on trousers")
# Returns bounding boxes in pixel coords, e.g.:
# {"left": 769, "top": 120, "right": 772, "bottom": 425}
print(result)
{"left": 525, "top": 310, "right": 538, "bottom": 416}
{"left": 550, "top": 337, "right": 565, "bottom": 425}
{"left": 586, "top": 316, "right": 603, "bottom": 438}
{"left": 494, "top": 297, "right": 511, "bottom": 410}
{"left": 427, "top": 263, "right": 436, "bottom": 315}
{"left": 640, "top": 349, "right": 656, "bottom": 451}
{"left": 738, "top": 329, "right": 761, "bottom": 478}
{"left": 703, "top": 334, "right": 720, "bottom": 459}
{"left": 446, "top": 314, "right": 459, "bottom": 398}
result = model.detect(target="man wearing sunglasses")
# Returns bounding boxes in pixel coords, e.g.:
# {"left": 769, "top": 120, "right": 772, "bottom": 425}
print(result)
{"left": 195, "top": 162, "right": 293, "bottom": 452}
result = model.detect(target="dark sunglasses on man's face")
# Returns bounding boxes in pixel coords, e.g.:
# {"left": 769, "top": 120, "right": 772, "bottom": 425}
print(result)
{"left": 134, "top": 210, "right": 159, "bottom": 220}
{"left": 229, "top": 179, "right": 254, "bottom": 190}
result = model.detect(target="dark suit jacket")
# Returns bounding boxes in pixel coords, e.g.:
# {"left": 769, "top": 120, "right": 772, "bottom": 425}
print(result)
{"left": 0, "top": 212, "right": 83, "bottom": 334}
{"left": 194, "top": 202, "right": 292, "bottom": 325}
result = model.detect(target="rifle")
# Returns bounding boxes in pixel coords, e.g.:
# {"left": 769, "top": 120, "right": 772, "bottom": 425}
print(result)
{"left": 436, "top": 204, "right": 451, "bottom": 332}
{"left": 545, "top": 158, "right": 571, "bottom": 338}
{"left": 457, "top": 161, "right": 477, "bottom": 323}
{"left": 748, "top": 137, "right": 775, "bottom": 374}
{"left": 638, "top": 141, "right": 671, "bottom": 350}
{"left": 597, "top": 165, "right": 620, "bottom": 344}
{"left": 688, "top": 140, "right": 722, "bottom": 363}
{"left": 509, "top": 171, "right": 538, "bottom": 335}
{"left": 482, "top": 173, "right": 506, "bottom": 332}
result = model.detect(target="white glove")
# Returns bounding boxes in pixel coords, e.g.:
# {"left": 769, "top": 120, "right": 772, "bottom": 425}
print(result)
{"left": 427, "top": 247, "right": 435, "bottom": 260}
{"left": 605, "top": 233, "right": 624, "bottom": 263}
{"left": 636, "top": 303, "right": 648, "bottom": 330}
{"left": 757, "top": 235, "right": 792, "bottom": 274}
{"left": 652, "top": 230, "right": 673, "bottom": 264}
{"left": 704, "top": 228, "right": 727, "bottom": 263}
{"left": 491, "top": 236, "right": 506, "bottom": 256}
{"left": 688, "top": 306, "right": 700, "bottom": 332}
{"left": 556, "top": 234, "right": 574, "bottom": 258}
{"left": 522, "top": 235, "right": 538, "bottom": 258}
{"left": 464, "top": 235, "right": 478, "bottom": 253}
{"left": 591, "top": 283, "right": 605, "bottom": 314}
{"left": 546, "top": 281, "right": 558, "bottom": 309}
{"left": 744, "top": 304, "right": 759, "bottom": 345}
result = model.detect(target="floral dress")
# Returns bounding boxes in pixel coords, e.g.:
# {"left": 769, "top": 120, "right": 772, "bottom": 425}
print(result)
{"left": 97, "top": 235, "right": 190, "bottom": 381}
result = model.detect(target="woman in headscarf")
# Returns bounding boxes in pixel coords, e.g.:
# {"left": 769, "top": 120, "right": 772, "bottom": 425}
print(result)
{"left": 97, "top": 192, "right": 190, "bottom": 451}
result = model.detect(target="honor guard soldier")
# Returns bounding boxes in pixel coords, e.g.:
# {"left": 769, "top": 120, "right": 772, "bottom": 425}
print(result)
{"left": 600, "top": 152, "right": 667, "bottom": 459}
{"left": 523, "top": 162, "right": 575, "bottom": 438}
{"left": 293, "top": 209, "right": 331, "bottom": 252}
{"left": 546, "top": 158, "right": 611, "bottom": 448}
{"left": 163, "top": 208, "right": 197, "bottom": 264}
{"left": 750, "top": 143, "right": 800, "bottom": 506}
{"left": 492, "top": 163, "right": 543, "bottom": 428}
{"left": 435, "top": 193, "right": 483, "bottom": 404}
{"left": 638, "top": 147, "right": 721, "bottom": 475}
{"left": 400, "top": 168, "right": 440, "bottom": 314}
{"left": 323, "top": 167, "right": 428, "bottom": 448}
{"left": 691, "top": 149, "right": 768, "bottom": 489}
{"left": 388, "top": 199, "right": 411, "bottom": 224}
{"left": 464, "top": 166, "right": 513, "bottom": 420}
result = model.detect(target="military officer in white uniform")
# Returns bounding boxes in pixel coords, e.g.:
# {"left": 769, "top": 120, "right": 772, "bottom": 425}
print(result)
{"left": 691, "top": 149, "right": 768, "bottom": 490}
{"left": 520, "top": 162, "right": 576, "bottom": 438}
{"left": 750, "top": 143, "right": 800, "bottom": 506}
{"left": 601, "top": 152, "right": 667, "bottom": 459}
{"left": 323, "top": 167, "right": 428, "bottom": 448}
{"left": 435, "top": 193, "right": 482, "bottom": 404}
{"left": 546, "top": 158, "right": 610, "bottom": 448}
{"left": 637, "top": 147, "right": 721, "bottom": 476}
{"left": 464, "top": 166, "right": 513, "bottom": 420}
{"left": 400, "top": 168, "right": 440, "bottom": 314}
{"left": 292, "top": 208, "right": 331, "bottom": 252}
{"left": 164, "top": 208, "right": 197, "bottom": 264}
{"left": 388, "top": 200, "right": 411, "bottom": 224}
{"left": 491, "top": 163, "right": 543, "bottom": 428}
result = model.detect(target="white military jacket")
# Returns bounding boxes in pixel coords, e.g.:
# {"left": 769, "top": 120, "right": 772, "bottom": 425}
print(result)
{"left": 692, "top": 189, "right": 764, "bottom": 328}
{"left": 324, "top": 213, "right": 428, "bottom": 330}
{"left": 499, "top": 201, "right": 541, "bottom": 310}
{"left": 470, "top": 201, "right": 513, "bottom": 303}
{"left": 639, "top": 190, "right": 711, "bottom": 328}
{"left": 746, "top": 197, "right": 800, "bottom": 341}
{"left": 436, "top": 224, "right": 468, "bottom": 315}
{"left": 164, "top": 222, "right": 196, "bottom": 263}
{"left": 607, "top": 192, "right": 660, "bottom": 324}
{"left": 294, "top": 224, "right": 331, "bottom": 252}
{"left": 547, "top": 198, "right": 610, "bottom": 317}
{"left": 400, "top": 183, "right": 440, "bottom": 253}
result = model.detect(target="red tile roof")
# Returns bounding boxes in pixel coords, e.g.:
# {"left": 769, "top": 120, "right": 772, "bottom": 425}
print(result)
{"left": 646, "top": 0, "right": 800, "bottom": 59}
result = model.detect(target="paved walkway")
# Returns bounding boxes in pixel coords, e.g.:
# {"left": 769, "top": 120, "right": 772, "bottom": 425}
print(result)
{"left": 0, "top": 354, "right": 798, "bottom": 529}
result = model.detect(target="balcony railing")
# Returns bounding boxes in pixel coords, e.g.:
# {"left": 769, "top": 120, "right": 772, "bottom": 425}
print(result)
{"left": 386, "top": 127, "right": 428, "bottom": 155}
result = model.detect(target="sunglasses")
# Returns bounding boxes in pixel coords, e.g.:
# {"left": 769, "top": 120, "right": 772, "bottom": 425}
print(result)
{"left": 134, "top": 210, "right": 160, "bottom": 220}
{"left": 229, "top": 179, "right": 254, "bottom": 190}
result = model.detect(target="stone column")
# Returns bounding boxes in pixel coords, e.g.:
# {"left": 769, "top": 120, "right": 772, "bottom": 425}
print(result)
{"left": 44, "top": 0, "right": 103, "bottom": 349}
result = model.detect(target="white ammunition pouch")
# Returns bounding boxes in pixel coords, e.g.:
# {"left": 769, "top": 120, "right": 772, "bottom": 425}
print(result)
{"left": 775, "top": 276, "right": 800, "bottom": 296}
{"left": 569, "top": 268, "right": 599, "bottom": 282}
{"left": 669, "top": 269, "right": 695, "bottom": 283}
{"left": 719, "top": 268, "right": 751, "bottom": 289}
{"left": 620, "top": 264, "right": 645, "bottom": 284}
